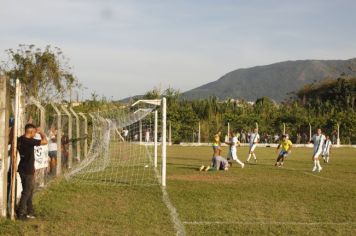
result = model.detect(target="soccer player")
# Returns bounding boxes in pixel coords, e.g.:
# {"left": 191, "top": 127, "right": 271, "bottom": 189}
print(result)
{"left": 199, "top": 155, "right": 230, "bottom": 171}
{"left": 246, "top": 128, "right": 260, "bottom": 163}
{"left": 274, "top": 134, "right": 292, "bottom": 167}
{"left": 310, "top": 128, "right": 326, "bottom": 172}
{"left": 212, "top": 129, "right": 222, "bottom": 156}
{"left": 213, "top": 155, "right": 230, "bottom": 171}
{"left": 322, "top": 135, "right": 332, "bottom": 163}
{"left": 225, "top": 131, "right": 244, "bottom": 168}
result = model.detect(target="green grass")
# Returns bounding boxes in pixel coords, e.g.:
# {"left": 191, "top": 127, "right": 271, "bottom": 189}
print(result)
{"left": 0, "top": 146, "right": 355, "bottom": 235}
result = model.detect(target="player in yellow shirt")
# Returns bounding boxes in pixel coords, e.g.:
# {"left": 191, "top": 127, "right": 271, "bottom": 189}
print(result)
{"left": 274, "top": 134, "right": 292, "bottom": 167}
{"left": 212, "top": 129, "right": 222, "bottom": 156}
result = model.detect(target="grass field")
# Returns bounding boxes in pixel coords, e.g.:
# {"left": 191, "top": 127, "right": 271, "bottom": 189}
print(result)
{"left": 0, "top": 146, "right": 355, "bottom": 235}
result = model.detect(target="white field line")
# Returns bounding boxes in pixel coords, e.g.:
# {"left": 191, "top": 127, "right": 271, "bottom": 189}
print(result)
{"left": 286, "top": 167, "right": 356, "bottom": 187}
{"left": 301, "top": 171, "right": 356, "bottom": 187}
{"left": 145, "top": 146, "right": 186, "bottom": 236}
{"left": 161, "top": 187, "right": 186, "bottom": 236}
{"left": 302, "top": 171, "right": 335, "bottom": 181}
{"left": 183, "top": 221, "right": 356, "bottom": 226}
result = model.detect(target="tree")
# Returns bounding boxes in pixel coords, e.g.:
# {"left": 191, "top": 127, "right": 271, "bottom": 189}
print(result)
{"left": 143, "top": 87, "right": 161, "bottom": 99}
{"left": 3, "top": 44, "right": 79, "bottom": 102}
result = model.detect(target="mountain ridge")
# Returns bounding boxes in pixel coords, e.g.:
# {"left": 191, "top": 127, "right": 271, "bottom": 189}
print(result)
{"left": 181, "top": 58, "right": 356, "bottom": 101}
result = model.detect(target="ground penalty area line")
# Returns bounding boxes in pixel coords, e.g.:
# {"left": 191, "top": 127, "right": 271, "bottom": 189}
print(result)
{"left": 183, "top": 221, "right": 356, "bottom": 226}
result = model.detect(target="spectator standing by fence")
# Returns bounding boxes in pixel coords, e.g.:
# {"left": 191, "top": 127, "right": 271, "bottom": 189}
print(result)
{"left": 16, "top": 124, "right": 48, "bottom": 220}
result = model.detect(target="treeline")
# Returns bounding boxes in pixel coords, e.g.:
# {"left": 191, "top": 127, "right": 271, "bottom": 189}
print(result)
{"left": 144, "top": 76, "right": 356, "bottom": 144}
{"left": 2, "top": 45, "right": 354, "bottom": 144}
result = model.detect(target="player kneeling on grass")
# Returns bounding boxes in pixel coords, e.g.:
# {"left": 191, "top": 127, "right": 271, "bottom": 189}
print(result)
{"left": 310, "top": 128, "right": 325, "bottom": 172}
{"left": 322, "top": 135, "right": 332, "bottom": 163}
{"left": 199, "top": 155, "right": 230, "bottom": 171}
{"left": 274, "top": 134, "right": 292, "bottom": 167}
{"left": 225, "top": 131, "right": 244, "bottom": 168}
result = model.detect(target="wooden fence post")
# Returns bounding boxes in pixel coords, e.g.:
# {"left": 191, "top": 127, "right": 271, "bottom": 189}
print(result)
{"left": 0, "top": 75, "right": 10, "bottom": 217}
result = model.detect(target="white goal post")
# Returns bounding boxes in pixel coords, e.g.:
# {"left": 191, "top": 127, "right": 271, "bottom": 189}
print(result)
{"left": 131, "top": 98, "right": 167, "bottom": 187}
{"left": 65, "top": 98, "right": 167, "bottom": 187}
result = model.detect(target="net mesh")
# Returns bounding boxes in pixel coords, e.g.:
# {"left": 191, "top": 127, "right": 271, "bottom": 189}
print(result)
{"left": 65, "top": 106, "right": 162, "bottom": 186}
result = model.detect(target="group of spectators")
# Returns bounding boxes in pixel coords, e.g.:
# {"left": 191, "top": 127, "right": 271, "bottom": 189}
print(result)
{"left": 7, "top": 119, "right": 73, "bottom": 220}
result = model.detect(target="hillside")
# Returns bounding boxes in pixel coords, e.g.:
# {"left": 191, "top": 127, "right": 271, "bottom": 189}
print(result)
{"left": 182, "top": 58, "right": 356, "bottom": 101}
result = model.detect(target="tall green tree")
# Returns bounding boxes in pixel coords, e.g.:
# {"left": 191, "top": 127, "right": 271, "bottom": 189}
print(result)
{"left": 3, "top": 44, "right": 79, "bottom": 102}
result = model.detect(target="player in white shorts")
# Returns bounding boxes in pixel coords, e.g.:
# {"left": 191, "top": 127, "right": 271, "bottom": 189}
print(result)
{"left": 225, "top": 131, "right": 244, "bottom": 168}
{"left": 310, "top": 128, "right": 326, "bottom": 172}
{"left": 246, "top": 128, "right": 260, "bottom": 163}
{"left": 322, "top": 135, "right": 332, "bottom": 163}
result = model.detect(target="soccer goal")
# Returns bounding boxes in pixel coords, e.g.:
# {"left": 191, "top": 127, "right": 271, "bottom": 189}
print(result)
{"left": 65, "top": 98, "right": 167, "bottom": 187}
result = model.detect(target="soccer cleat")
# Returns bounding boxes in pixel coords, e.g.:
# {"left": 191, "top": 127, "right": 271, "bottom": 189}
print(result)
{"left": 318, "top": 167, "right": 323, "bottom": 172}
{"left": 27, "top": 214, "right": 36, "bottom": 219}
{"left": 312, "top": 166, "right": 317, "bottom": 172}
{"left": 17, "top": 214, "right": 28, "bottom": 221}
{"left": 199, "top": 165, "right": 205, "bottom": 171}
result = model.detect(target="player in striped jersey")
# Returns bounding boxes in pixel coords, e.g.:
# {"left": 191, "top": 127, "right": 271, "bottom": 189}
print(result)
{"left": 322, "top": 135, "right": 332, "bottom": 163}
{"left": 310, "top": 128, "right": 326, "bottom": 172}
{"left": 225, "top": 131, "right": 245, "bottom": 168}
{"left": 246, "top": 128, "right": 260, "bottom": 163}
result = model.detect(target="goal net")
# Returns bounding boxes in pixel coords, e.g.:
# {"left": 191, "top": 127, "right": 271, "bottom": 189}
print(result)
{"left": 65, "top": 100, "right": 166, "bottom": 186}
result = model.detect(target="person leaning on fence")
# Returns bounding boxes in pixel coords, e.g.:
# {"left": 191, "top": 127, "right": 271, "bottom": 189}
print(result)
{"left": 48, "top": 128, "right": 58, "bottom": 175}
{"left": 16, "top": 123, "right": 48, "bottom": 220}
{"left": 61, "top": 134, "right": 69, "bottom": 169}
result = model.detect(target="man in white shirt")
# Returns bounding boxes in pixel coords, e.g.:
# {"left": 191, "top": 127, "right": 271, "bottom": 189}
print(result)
{"left": 225, "top": 131, "right": 244, "bottom": 168}
{"left": 145, "top": 129, "right": 150, "bottom": 142}
{"left": 246, "top": 128, "right": 260, "bottom": 163}
{"left": 122, "top": 128, "right": 129, "bottom": 140}
{"left": 322, "top": 135, "right": 332, "bottom": 163}
{"left": 310, "top": 128, "right": 326, "bottom": 172}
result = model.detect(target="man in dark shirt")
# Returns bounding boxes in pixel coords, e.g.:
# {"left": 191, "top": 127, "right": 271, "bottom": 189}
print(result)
{"left": 17, "top": 123, "right": 47, "bottom": 220}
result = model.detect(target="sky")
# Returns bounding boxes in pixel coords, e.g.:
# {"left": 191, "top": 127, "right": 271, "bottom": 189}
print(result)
{"left": 1, "top": 0, "right": 356, "bottom": 100}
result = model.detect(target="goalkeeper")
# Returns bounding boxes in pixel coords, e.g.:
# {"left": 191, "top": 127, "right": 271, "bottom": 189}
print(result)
{"left": 199, "top": 155, "right": 230, "bottom": 171}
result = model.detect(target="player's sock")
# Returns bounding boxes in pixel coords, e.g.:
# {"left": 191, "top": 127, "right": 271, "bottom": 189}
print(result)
{"left": 235, "top": 159, "right": 244, "bottom": 166}
{"left": 253, "top": 153, "right": 257, "bottom": 160}
{"left": 247, "top": 154, "right": 251, "bottom": 162}
{"left": 312, "top": 160, "right": 317, "bottom": 171}
{"left": 316, "top": 160, "right": 322, "bottom": 169}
